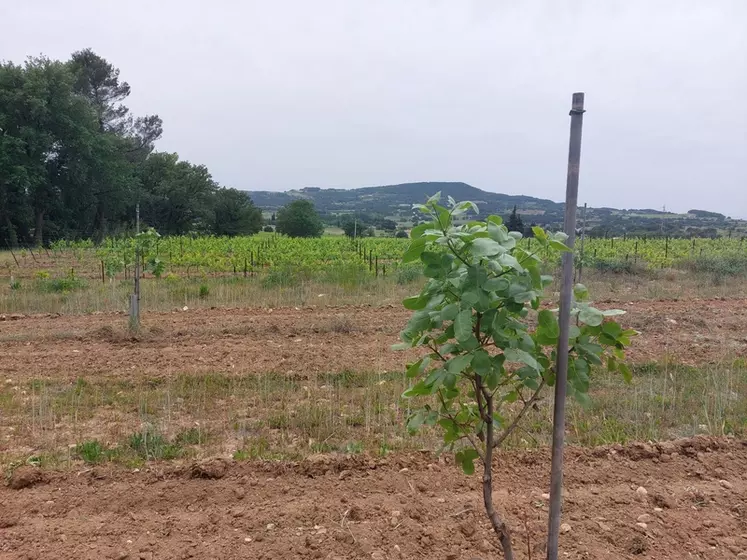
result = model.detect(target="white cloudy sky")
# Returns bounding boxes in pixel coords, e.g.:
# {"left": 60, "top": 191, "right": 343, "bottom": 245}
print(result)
{"left": 2, "top": 0, "right": 745, "bottom": 216}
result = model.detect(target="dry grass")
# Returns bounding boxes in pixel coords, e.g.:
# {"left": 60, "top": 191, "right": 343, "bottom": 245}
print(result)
{"left": 3, "top": 267, "right": 747, "bottom": 316}
{"left": 2, "top": 359, "right": 746, "bottom": 469}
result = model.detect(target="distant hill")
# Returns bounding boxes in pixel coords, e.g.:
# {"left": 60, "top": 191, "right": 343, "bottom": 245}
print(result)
{"left": 245, "top": 182, "right": 746, "bottom": 238}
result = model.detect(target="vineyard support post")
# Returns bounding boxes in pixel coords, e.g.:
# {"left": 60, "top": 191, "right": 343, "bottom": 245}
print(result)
{"left": 130, "top": 203, "right": 141, "bottom": 332}
{"left": 6, "top": 243, "right": 19, "bottom": 267}
{"left": 101, "top": 260, "right": 105, "bottom": 283}
{"left": 547, "top": 92, "right": 585, "bottom": 560}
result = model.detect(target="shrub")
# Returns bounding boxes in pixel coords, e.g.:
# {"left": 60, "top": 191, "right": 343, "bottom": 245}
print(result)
{"left": 682, "top": 254, "right": 747, "bottom": 276}
{"left": 198, "top": 284, "right": 210, "bottom": 298}
{"left": 395, "top": 264, "right": 421, "bottom": 284}
{"left": 263, "top": 225, "right": 274, "bottom": 233}
{"left": 37, "top": 276, "right": 86, "bottom": 293}
{"left": 261, "top": 266, "right": 304, "bottom": 288}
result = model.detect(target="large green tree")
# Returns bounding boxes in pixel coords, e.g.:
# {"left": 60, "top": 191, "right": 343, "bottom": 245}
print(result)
{"left": 276, "top": 200, "right": 324, "bottom": 238}
{"left": 0, "top": 49, "right": 260, "bottom": 246}
{"left": 213, "top": 189, "right": 263, "bottom": 236}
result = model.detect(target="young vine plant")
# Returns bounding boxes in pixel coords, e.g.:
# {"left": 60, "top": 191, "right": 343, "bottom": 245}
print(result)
{"left": 396, "top": 193, "right": 636, "bottom": 558}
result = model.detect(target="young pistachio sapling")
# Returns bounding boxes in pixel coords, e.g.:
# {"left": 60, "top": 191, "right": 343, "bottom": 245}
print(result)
{"left": 396, "top": 194, "right": 635, "bottom": 559}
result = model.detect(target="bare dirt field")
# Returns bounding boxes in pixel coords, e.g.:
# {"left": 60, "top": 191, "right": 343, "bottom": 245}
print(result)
{"left": 1, "top": 437, "right": 746, "bottom": 559}
{"left": 2, "top": 299, "right": 747, "bottom": 559}
{"left": 2, "top": 297, "right": 747, "bottom": 382}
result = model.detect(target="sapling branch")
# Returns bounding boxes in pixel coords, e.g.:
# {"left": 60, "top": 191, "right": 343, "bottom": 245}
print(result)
{"left": 437, "top": 390, "right": 485, "bottom": 462}
{"left": 493, "top": 379, "right": 546, "bottom": 449}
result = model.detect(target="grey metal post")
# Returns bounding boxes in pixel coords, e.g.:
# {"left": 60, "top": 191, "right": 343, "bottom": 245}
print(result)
{"left": 547, "top": 92, "right": 585, "bottom": 560}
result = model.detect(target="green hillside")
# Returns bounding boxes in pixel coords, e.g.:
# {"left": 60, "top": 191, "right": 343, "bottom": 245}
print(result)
{"left": 245, "top": 182, "right": 746, "bottom": 238}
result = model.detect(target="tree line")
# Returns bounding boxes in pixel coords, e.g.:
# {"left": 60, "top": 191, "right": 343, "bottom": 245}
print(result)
{"left": 0, "top": 49, "right": 263, "bottom": 247}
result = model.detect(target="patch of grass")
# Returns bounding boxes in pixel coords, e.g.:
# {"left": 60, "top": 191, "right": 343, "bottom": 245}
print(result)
{"left": 592, "top": 258, "right": 641, "bottom": 274}
{"left": 5, "top": 361, "right": 747, "bottom": 468}
{"left": 344, "top": 441, "right": 365, "bottom": 454}
{"left": 36, "top": 276, "right": 87, "bottom": 293}
{"left": 235, "top": 436, "right": 299, "bottom": 461}
{"left": 682, "top": 254, "right": 747, "bottom": 276}
{"left": 198, "top": 284, "right": 210, "bottom": 299}
{"left": 174, "top": 426, "right": 207, "bottom": 446}
{"left": 233, "top": 449, "right": 249, "bottom": 461}
{"left": 127, "top": 426, "right": 183, "bottom": 461}
{"left": 261, "top": 266, "right": 306, "bottom": 289}
{"left": 75, "top": 440, "right": 113, "bottom": 464}
{"left": 395, "top": 264, "right": 422, "bottom": 285}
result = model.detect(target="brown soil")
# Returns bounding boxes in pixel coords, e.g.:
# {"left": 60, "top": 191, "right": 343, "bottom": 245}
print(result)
{"left": 1, "top": 437, "right": 745, "bottom": 559}
{"left": 2, "top": 298, "right": 747, "bottom": 383}
{"left": 3, "top": 301, "right": 747, "bottom": 559}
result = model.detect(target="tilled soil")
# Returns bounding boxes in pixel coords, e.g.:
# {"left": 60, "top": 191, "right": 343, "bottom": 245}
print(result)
{"left": 1, "top": 437, "right": 746, "bottom": 559}
{"left": 1, "top": 298, "right": 747, "bottom": 382}
{"left": 2, "top": 301, "right": 747, "bottom": 559}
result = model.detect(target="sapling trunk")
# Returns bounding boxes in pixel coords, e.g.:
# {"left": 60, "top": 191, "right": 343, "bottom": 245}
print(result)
{"left": 478, "top": 376, "right": 514, "bottom": 559}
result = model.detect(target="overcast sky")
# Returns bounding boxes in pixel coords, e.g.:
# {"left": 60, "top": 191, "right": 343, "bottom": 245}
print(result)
{"left": 2, "top": 1, "right": 745, "bottom": 216}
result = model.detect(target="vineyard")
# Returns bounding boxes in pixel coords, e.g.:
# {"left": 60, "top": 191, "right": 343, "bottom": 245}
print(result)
{"left": 4, "top": 232, "right": 747, "bottom": 283}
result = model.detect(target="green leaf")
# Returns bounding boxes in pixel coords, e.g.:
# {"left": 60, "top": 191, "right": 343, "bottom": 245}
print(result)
{"left": 498, "top": 253, "right": 521, "bottom": 271}
{"left": 409, "top": 222, "right": 431, "bottom": 239}
{"left": 427, "top": 192, "right": 442, "bottom": 205}
{"left": 403, "top": 238, "right": 427, "bottom": 263}
{"left": 538, "top": 309, "right": 559, "bottom": 337}
{"left": 452, "top": 201, "right": 478, "bottom": 216}
{"left": 618, "top": 362, "right": 632, "bottom": 383}
{"left": 455, "top": 448, "right": 480, "bottom": 475}
{"left": 459, "top": 335, "right": 480, "bottom": 351}
{"left": 484, "top": 277, "right": 510, "bottom": 292}
{"left": 406, "top": 357, "right": 429, "bottom": 378}
{"left": 487, "top": 221, "right": 510, "bottom": 243}
{"left": 446, "top": 354, "right": 472, "bottom": 375}
{"left": 406, "top": 412, "right": 425, "bottom": 432}
{"left": 403, "top": 295, "right": 427, "bottom": 310}
{"left": 471, "top": 238, "right": 506, "bottom": 257}
{"left": 549, "top": 239, "right": 571, "bottom": 252}
{"left": 454, "top": 309, "right": 473, "bottom": 342}
{"left": 532, "top": 226, "right": 547, "bottom": 242}
{"left": 421, "top": 251, "right": 442, "bottom": 266}
{"left": 441, "top": 303, "right": 459, "bottom": 321}
{"left": 471, "top": 349, "right": 492, "bottom": 376}
{"left": 578, "top": 306, "right": 604, "bottom": 327}
{"left": 601, "top": 309, "right": 626, "bottom": 317}
{"left": 573, "top": 283, "right": 589, "bottom": 301}
{"left": 601, "top": 321, "right": 623, "bottom": 339}
{"left": 503, "top": 348, "right": 540, "bottom": 372}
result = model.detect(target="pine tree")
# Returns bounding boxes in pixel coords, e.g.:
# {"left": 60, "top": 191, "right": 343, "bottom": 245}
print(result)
{"left": 507, "top": 206, "right": 524, "bottom": 233}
